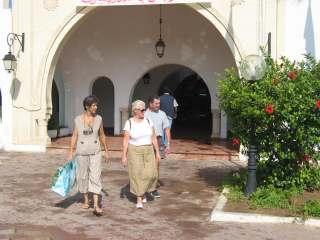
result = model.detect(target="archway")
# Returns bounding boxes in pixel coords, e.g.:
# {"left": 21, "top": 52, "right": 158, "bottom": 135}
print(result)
{"left": 41, "top": 4, "right": 242, "bottom": 135}
{"left": 132, "top": 65, "right": 212, "bottom": 141}
{"left": 169, "top": 74, "right": 212, "bottom": 141}
{"left": 92, "top": 77, "right": 115, "bottom": 136}
{"left": 39, "top": 4, "right": 240, "bottom": 140}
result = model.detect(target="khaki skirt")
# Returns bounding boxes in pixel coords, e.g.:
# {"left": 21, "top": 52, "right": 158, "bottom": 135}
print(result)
{"left": 128, "top": 144, "right": 157, "bottom": 196}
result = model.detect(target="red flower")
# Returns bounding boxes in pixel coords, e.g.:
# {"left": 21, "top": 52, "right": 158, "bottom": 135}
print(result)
{"left": 316, "top": 100, "right": 320, "bottom": 109}
{"left": 232, "top": 137, "right": 240, "bottom": 146}
{"left": 287, "top": 71, "right": 297, "bottom": 80}
{"left": 265, "top": 104, "right": 274, "bottom": 114}
{"left": 303, "top": 155, "right": 311, "bottom": 162}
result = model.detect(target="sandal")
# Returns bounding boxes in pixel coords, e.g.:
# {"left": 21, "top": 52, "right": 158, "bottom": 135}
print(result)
{"left": 93, "top": 207, "right": 103, "bottom": 217}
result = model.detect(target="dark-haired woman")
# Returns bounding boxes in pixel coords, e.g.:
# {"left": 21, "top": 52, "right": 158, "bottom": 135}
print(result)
{"left": 68, "top": 95, "right": 110, "bottom": 216}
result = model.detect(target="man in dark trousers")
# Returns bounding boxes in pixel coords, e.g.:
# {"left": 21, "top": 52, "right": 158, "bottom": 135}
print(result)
{"left": 160, "top": 87, "right": 178, "bottom": 146}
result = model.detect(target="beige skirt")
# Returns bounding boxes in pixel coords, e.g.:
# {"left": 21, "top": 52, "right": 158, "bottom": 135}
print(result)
{"left": 128, "top": 144, "right": 157, "bottom": 196}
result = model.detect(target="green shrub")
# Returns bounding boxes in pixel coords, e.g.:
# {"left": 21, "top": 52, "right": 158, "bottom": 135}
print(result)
{"left": 249, "top": 187, "right": 290, "bottom": 209}
{"left": 226, "top": 185, "right": 246, "bottom": 202}
{"left": 299, "top": 200, "right": 320, "bottom": 218}
{"left": 218, "top": 54, "right": 320, "bottom": 190}
{"left": 221, "top": 169, "right": 247, "bottom": 189}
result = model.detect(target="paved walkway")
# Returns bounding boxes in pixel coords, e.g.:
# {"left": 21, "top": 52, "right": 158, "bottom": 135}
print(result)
{"left": 0, "top": 150, "right": 320, "bottom": 239}
{"left": 49, "top": 136, "right": 239, "bottom": 161}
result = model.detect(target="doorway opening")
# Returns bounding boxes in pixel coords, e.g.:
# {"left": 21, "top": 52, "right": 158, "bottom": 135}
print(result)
{"left": 132, "top": 65, "right": 212, "bottom": 141}
{"left": 92, "top": 77, "right": 115, "bottom": 136}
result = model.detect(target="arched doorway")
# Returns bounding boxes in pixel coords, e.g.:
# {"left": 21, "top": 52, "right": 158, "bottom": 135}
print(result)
{"left": 166, "top": 74, "right": 212, "bottom": 141}
{"left": 132, "top": 65, "right": 212, "bottom": 141}
{"left": 92, "top": 77, "right": 115, "bottom": 136}
{"left": 47, "top": 80, "right": 59, "bottom": 131}
{"left": 42, "top": 4, "right": 239, "bottom": 139}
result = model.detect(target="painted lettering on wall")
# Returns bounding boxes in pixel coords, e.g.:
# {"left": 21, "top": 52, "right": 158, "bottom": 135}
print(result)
{"left": 76, "top": 0, "right": 211, "bottom": 6}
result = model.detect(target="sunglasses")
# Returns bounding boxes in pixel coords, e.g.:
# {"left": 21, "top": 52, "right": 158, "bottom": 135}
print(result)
{"left": 137, "top": 108, "right": 146, "bottom": 112}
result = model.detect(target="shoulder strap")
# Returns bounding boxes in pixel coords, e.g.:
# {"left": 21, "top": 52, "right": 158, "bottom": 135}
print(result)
{"left": 128, "top": 118, "right": 150, "bottom": 131}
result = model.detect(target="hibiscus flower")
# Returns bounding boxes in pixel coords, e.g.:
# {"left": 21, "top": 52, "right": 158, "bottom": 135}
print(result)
{"left": 265, "top": 104, "right": 274, "bottom": 114}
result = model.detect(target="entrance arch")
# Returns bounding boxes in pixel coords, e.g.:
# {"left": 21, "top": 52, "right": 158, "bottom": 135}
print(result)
{"left": 92, "top": 77, "right": 115, "bottom": 136}
{"left": 38, "top": 4, "right": 242, "bottom": 141}
{"left": 41, "top": 4, "right": 243, "bottom": 129}
{"left": 132, "top": 65, "right": 212, "bottom": 140}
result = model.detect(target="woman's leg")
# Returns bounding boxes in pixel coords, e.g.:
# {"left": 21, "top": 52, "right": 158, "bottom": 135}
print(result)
{"left": 82, "top": 193, "right": 89, "bottom": 209}
{"left": 145, "top": 146, "right": 158, "bottom": 194}
{"left": 88, "top": 153, "right": 103, "bottom": 214}
{"left": 76, "top": 155, "right": 90, "bottom": 208}
{"left": 93, "top": 193, "right": 102, "bottom": 213}
{"left": 128, "top": 145, "right": 145, "bottom": 197}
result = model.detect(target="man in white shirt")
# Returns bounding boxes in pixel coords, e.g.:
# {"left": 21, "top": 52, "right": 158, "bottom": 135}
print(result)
{"left": 145, "top": 95, "right": 171, "bottom": 198}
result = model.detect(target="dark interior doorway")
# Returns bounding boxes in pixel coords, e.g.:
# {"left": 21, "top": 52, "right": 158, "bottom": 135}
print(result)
{"left": 48, "top": 80, "right": 59, "bottom": 130}
{"left": 159, "top": 71, "right": 212, "bottom": 142}
{"left": 92, "top": 77, "right": 115, "bottom": 136}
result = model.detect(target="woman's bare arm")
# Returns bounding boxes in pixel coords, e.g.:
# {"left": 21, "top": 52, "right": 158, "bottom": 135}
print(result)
{"left": 68, "top": 127, "right": 78, "bottom": 160}
{"left": 122, "top": 131, "right": 130, "bottom": 166}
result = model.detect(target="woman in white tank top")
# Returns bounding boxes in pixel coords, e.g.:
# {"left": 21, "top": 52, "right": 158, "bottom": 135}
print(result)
{"left": 122, "top": 100, "right": 160, "bottom": 209}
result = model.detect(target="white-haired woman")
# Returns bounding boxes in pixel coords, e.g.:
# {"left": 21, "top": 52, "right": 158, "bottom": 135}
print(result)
{"left": 122, "top": 100, "right": 160, "bottom": 209}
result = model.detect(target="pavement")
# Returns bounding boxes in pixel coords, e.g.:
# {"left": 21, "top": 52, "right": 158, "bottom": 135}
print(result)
{"left": 0, "top": 149, "right": 320, "bottom": 240}
{"left": 49, "top": 136, "right": 239, "bottom": 161}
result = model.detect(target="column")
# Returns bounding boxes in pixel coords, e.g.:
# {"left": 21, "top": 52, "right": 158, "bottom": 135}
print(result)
{"left": 211, "top": 108, "right": 221, "bottom": 138}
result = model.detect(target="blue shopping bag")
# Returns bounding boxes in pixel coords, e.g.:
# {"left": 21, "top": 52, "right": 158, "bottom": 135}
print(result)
{"left": 51, "top": 157, "right": 77, "bottom": 197}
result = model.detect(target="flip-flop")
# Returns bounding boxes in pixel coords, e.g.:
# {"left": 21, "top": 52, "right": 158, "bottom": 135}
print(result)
{"left": 93, "top": 208, "right": 103, "bottom": 217}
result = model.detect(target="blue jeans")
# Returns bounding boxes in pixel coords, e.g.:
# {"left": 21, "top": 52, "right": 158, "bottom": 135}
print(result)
{"left": 162, "top": 117, "right": 173, "bottom": 146}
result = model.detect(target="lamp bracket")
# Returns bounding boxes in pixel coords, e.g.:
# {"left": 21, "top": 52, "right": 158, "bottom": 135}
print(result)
{"left": 7, "top": 32, "right": 25, "bottom": 52}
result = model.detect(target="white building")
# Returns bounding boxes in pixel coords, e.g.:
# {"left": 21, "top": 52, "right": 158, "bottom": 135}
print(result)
{"left": 0, "top": 0, "right": 319, "bottom": 151}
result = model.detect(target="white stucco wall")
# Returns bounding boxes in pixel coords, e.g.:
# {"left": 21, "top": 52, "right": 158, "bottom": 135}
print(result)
{"left": 284, "top": 0, "right": 320, "bottom": 60}
{"left": 0, "top": 1, "right": 12, "bottom": 149}
{"left": 57, "top": 4, "right": 236, "bottom": 135}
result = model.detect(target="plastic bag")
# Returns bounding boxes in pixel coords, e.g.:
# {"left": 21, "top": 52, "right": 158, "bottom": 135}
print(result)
{"left": 51, "top": 157, "right": 77, "bottom": 197}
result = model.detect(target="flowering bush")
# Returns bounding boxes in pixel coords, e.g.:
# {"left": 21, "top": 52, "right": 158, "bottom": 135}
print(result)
{"left": 218, "top": 55, "right": 320, "bottom": 189}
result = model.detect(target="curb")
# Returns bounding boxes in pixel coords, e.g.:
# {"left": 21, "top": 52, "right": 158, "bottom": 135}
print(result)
{"left": 210, "top": 188, "right": 320, "bottom": 227}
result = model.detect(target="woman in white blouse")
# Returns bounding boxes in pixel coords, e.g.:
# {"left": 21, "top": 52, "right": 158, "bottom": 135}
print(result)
{"left": 122, "top": 100, "right": 160, "bottom": 209}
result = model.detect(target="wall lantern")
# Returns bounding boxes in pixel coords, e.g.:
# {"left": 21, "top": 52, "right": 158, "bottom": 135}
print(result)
{"left": 2, "top": 32, "right": 25, "bottom": 73}
{"left": 155, "top": 5, "right": 166, "bottom": 58}
{"left": 142, "top": 73, "right": 151, "bottom": 85}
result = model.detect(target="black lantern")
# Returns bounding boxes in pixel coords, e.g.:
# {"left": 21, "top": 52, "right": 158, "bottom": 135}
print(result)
{"left": 142, "top": 73, "right": 151, "bottom": 85}
{"left": 2, "top": 32, "right": 25, "bottom": 73}
{"left": 2, "top": 52, "right": 17, "bottom": 73}
{"left": 155, "top": 5, "right": 166, "bottom": 58}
